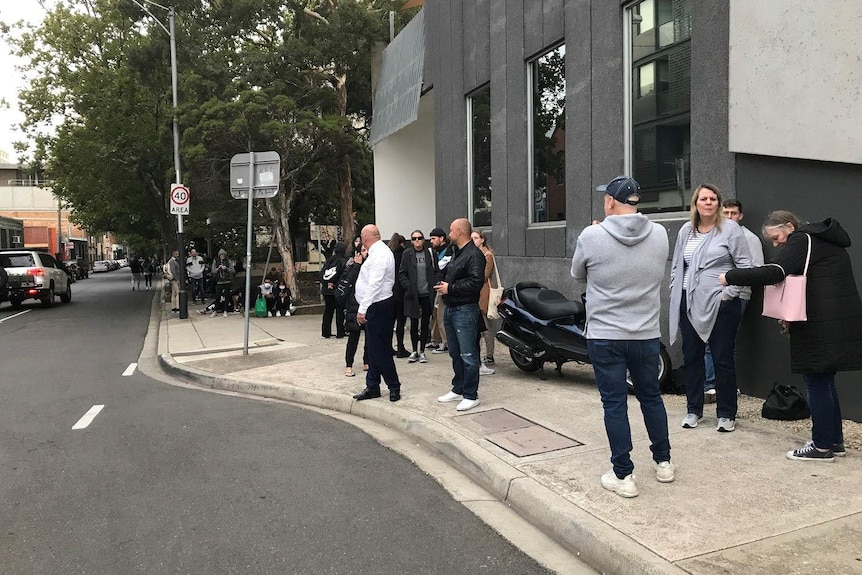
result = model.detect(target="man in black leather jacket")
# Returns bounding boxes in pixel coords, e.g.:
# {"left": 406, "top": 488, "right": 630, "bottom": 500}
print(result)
{"left": 434, "top": 218, "right": 487, "bottom": 411}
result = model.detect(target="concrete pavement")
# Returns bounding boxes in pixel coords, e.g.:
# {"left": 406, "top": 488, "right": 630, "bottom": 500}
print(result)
{"left": 152, "top": 294, "right": 862, "bottom": 575}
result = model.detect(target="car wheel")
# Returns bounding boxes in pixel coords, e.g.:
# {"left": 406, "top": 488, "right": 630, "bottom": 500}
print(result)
{"left": 60, "top": 282, "right": 72, "bottom": 303}
{"left": 41, "top": 284, "right": 55, "bottom": 308}
{"left": 509, "top": 348, "right": 542, "bottom": 372}
{"left": 10, "top": 297, "right": 22, "bottom": 308}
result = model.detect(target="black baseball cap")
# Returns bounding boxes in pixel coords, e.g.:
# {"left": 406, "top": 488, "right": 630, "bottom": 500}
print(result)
{"left": 596, "top": 176, "right": 641, "bottom": 205}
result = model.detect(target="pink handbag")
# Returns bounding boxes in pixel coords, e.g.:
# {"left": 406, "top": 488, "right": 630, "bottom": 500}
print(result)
{"left": 762, "top": 233, "right": 811, "bottom": 322}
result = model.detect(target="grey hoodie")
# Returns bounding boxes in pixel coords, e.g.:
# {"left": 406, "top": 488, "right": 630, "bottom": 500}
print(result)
{"left": 571, "top": 214, "right": 669, "bottom": 340}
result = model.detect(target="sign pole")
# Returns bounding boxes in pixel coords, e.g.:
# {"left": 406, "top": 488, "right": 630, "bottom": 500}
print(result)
{"left": 243, "top": 152, "right": 255, "bottom": 356}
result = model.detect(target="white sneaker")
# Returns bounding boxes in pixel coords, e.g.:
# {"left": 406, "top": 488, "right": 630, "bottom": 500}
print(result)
{"left": 210, "top": 311, "right": 217, "bottom": 318}
{"left": 456, "top": 398, "right": 480, "bottom": 411}
{"left": 601, "top": 470, "right": 638, "bottom": 498}
{"left": 681, "top": 414, "right": 702, "bottom": 428}
{"left": 716, "top": 418, "right": 736, "bottom": 433}
{"left": 407, "top": 351, "right": 420, "bottom": 363}
{"left": 223, "top": 311, "right": 228, "bottom": 318}
{"left": 479, "top": 364, "right": 495, "bottom": 375}
{"left": 655, "top": 461, "right": 675, "bottom": 483}
{"left": 438, "top": 391, "right": 463, "bottom": 403}
{"left": 418, "top": 353, "right": 428, "bottom": 363}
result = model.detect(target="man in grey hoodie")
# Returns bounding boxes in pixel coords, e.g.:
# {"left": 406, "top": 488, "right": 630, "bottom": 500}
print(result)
{"left": 571, "top": 176, "right": 672, "bottom": 498}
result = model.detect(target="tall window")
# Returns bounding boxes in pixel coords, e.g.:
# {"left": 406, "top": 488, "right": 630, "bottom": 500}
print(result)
{"left": 626, "top": 0, "right": 691, "bottom": 212}
{"left": 467, "top": 85, "right": 492, "bottom": 228}
{"left": 528, "top": 44, "right": 566, "bottom": 224}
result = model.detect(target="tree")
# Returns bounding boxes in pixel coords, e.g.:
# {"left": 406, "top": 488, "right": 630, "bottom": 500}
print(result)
{"left": 4, "top": 0, "right": 402, "bottom": 300}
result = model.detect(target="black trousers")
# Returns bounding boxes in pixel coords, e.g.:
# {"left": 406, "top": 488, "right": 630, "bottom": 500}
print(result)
{"left": 345, "top": 329, "right": 368, "bottom": 368}
{"left": 214, "top": 283, "right": 231, "bottom": 312}
{"left": 322, "top": 294, "right": 345, "bottom": 338}
{"left": 409, "top": 294, "right": 434, "bottom": 353}
{"left": 364, "top": 297, "right": 401, "bottom": 391}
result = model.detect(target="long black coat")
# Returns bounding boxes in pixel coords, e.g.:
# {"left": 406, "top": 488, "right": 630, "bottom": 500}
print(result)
{"left": 726, "top": 218, "right": 862, "bottom": 374}
{"left": 398, "top": 246, "right": 439, "bottom": 318}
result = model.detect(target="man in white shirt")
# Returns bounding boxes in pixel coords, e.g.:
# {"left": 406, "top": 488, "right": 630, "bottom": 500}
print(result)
{"left": 186, "top": 248, "right": 206, "bottom": 302}
{"left": 353, "top": 224, "right": 403, "bottom": 402}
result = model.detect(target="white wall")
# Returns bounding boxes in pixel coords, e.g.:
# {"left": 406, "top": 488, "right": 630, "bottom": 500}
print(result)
{"left": 728, "top": 0, "right": 862, "bottom": 165}
{"left": 0, "top": 185, "right": 59, "bottom": 210}
{"left": 373, "top": 91, "right": 436, "bottom": 239}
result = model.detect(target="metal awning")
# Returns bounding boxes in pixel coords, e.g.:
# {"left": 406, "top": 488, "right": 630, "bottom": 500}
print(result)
{"left": 369, "top": 9, "right": 425, "bottom": 146}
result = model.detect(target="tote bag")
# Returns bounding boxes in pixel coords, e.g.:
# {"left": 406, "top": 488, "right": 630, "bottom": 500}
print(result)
{"left": 486, "top": 255, "right": 504, "bottom": 320}
{"left": 762, "top": 233, "right": 811, "bottom": 322}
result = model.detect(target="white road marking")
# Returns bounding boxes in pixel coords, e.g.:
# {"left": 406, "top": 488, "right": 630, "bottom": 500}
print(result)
{"left": 122, "top": 363, "right": 137, "bottom": 376}
{"left": 0, "top": 310, "right": 31, "bottom": 323}
{"left": 72, "top": 405, "right": 105, "bottom": 430}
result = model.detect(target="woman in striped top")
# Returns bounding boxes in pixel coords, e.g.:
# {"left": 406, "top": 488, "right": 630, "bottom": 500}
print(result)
{"left": 669, "top": 184, "right": 753, "bottom": 433}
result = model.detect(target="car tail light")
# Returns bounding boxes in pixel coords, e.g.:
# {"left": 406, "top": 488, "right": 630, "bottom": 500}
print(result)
{"left": 27, "top": 268, "right": 45, "bottom": 277}
{"left": 28, "top": 289, "right": 38, "bottom": 295}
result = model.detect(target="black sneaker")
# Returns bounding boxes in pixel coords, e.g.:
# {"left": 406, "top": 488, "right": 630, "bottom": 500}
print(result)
{"left": 833, "top": 443, "right": 846, "bottom": 457}
{"left": 787, "top": 442, "right": 835, "bottom": 462}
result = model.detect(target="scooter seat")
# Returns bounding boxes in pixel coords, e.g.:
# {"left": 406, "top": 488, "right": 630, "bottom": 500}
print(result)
{"left": 515, "top": 283, "right": 584, "bottom": 321}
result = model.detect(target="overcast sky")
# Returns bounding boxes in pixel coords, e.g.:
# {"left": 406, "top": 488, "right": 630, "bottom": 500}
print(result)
{"left": 0, "top": 3, "right": 51, "bottom": 162}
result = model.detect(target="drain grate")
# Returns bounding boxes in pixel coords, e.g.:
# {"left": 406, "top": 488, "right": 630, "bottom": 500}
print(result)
{"left": 456, "top": 408, "right": 582, "bottom": 457}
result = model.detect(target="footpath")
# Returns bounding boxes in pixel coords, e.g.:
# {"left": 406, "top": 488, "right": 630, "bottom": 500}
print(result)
{"left": 151, "top": 295, "right": 862, "bottom": 575}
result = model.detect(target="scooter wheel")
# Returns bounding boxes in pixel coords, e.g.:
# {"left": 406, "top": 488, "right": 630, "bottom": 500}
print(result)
{"left": 509, "top": 348, "right": 541, "bottom": 372}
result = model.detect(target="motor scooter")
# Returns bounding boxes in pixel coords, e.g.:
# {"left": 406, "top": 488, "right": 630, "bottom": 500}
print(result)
{"left": 495, "top": 281, "right": 672, "bottom": 388}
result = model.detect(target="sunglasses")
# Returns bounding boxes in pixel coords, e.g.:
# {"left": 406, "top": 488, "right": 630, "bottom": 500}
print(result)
{"left": 411, "top": 237, "right": 424, "bottom": 241}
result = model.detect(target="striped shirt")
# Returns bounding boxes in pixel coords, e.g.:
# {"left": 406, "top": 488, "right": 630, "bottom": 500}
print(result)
{"left": 682, "top": 231, "right": 707, "bottom": 290}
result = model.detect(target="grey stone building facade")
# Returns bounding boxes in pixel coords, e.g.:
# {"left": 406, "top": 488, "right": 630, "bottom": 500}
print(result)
{"left": 372, "top": 0, "right": 862, "bottom": 420}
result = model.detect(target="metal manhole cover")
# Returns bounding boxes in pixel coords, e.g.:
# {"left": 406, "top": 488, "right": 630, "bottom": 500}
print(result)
{"left": 456, "top": 408, "right": 583, "bottom": 457}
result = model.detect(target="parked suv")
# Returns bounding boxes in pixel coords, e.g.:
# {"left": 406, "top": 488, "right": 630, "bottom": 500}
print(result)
{"left": 0, "top": 249, "right": 72, "bottom": 308}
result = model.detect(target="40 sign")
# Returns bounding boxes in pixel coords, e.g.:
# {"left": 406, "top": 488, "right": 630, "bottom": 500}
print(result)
{"left": 170, "top": 184, "right": 190, "bottom": 215}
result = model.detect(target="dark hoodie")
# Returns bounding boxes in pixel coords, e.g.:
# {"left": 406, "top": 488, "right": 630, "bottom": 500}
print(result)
{"left": 726, "top": 218, "right": 862, "bottom": 373}
{"left": 319, "top": 242, "right": 347, "bottom": 296}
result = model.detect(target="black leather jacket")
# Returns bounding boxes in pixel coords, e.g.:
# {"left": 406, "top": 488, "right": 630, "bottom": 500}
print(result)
{"left": 442, "top": 241, "right": 485, "bottom": 307}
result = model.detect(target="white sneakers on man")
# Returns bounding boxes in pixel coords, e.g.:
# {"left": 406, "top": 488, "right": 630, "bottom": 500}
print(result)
{"left": 601, "top": 471, "right": 638, "bottom": 498}
{"left": 456, "top": 398, "right": 480, "bottom": 411}
{"left": 479, "top": 364, "right": 495, "bottom": 376}
{"left": 654, "top": 461, "right": 675, "bottom": 483}
{"left": 437, "top": 391, "right": 463, "bottom": 403}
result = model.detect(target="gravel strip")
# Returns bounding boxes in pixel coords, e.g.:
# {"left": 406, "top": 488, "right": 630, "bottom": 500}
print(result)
{"left": 662, "top": 392, "right": 860, "bottom": 450}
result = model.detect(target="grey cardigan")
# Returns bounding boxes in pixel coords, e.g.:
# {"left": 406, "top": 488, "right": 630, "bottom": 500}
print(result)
{"left": 669, "top": 219, "right": 752, "bottom": 344}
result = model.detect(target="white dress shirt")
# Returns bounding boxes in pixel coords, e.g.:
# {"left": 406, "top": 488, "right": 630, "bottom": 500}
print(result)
{"left": 355, "top": 240, "right": 395, "bottom": 314}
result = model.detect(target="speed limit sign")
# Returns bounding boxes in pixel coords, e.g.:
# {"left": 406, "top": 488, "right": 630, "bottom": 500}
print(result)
{"left": 170, "top": 184, "right": 190, "bottom": 215}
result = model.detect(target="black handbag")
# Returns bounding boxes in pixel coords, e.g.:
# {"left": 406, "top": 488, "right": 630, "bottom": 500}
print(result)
{"left": 761, "top": 383, "right": 810, "bottom": 421}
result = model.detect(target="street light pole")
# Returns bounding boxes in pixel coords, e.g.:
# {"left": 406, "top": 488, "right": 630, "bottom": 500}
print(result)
{"left": 133, "top": 0, "right": 187, "bottom": 318}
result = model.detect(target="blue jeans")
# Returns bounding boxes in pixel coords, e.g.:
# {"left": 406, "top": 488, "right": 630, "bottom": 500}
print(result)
{"left": 680, "top": 295, "right": 742, "bottom": 419}
{"left": 705, "top": 299, "right": 749, "bottom": 390}
{"left": 803, "top": 372, "right": 844, "bottom": 449}
{"left": 443, "top": 303, "right": 482, "bottom": 400}
{"left": 588, "top": 339, "right": 670, "bottom": 479}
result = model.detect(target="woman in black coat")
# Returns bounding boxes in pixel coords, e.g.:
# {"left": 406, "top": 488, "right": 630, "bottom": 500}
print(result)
{"left": 721, "top": 211, "right": 862, "bottom": 462}
{"left": 338, "top": 244, "right": 368, "bottom": 377}
{"left": 388, "top": 233, "right": 408, "bottom": 357}
{"left": 319, "top": 241, "right": 347, "bottom": 338}
{"left": 398, "top": 230, "right": 440, "bottom": 361}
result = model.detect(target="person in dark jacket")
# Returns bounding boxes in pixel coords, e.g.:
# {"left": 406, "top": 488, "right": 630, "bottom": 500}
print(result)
{"left": 388, "top": 233, "right": 409, "bottom": 357}
{"left": 721, "top": 211, "right": 862, "bottom": 462}
{"left": 337, "top": 244, "right": 369, "bottom": 377}
{"left": 399, "top": 229, "right": 440, "bottom": 363}
{"left": 434, "top": 218, "right": 487, "bottom": 411}
{"left": 319, "top": 241, "right": 347, "bottom": 338}
{"left": 211, "top": 249, "right": 235, "bottom": 318}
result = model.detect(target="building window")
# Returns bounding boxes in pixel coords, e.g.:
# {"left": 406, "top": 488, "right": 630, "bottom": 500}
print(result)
{"left": 528, "top": 44, "right": 566, "bottom": 224}
{"left": 467, "top": 85, "right": 492, "bottom": 228}
{"left": 626, "top": 0, "right": 691, "bottom": 212}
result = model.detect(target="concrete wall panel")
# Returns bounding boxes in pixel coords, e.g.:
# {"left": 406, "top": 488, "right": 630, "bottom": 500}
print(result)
{"left": 728, "top": 0, "right": 862, "bottom": 166}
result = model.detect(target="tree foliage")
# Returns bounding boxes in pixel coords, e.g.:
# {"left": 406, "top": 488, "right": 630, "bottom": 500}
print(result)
{"left": 3, "top": 0, "right": 405, "bottom": 297}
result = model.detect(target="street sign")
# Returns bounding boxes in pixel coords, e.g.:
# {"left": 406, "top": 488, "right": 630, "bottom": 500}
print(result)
{"left": 170, "top": 184, "right": 190, "bottom": 215}
{"left": 230, "top": 151, "right": 280, "bottom": 199}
